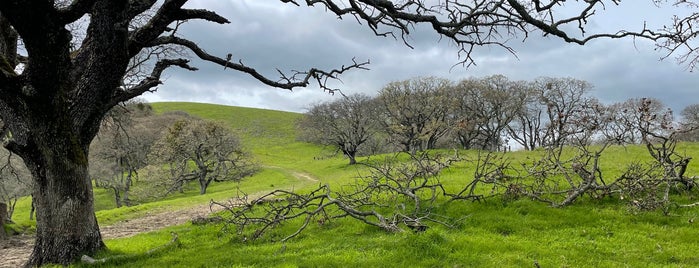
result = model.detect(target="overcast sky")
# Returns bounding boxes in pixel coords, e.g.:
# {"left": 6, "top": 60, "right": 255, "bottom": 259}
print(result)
{"left": 141, "top": 1, "right": 697, "bottom": 114}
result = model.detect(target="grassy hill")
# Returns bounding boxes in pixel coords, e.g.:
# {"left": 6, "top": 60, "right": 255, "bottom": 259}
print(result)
{"left": 8, "top": 102, "right": 699, "bottom": 267}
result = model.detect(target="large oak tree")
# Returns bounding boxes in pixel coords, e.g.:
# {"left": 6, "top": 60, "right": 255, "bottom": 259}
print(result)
{"left": 0, "top": 0, "right": 696, "bottom": 266}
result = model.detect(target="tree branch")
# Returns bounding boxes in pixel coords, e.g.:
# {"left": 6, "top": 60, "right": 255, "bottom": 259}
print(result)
{"left": 146, "top": 35, "right": 370, "bottom": 93}
{"left": 109, "top": 58, "right": 197, "bottom": 106}
{"left": 128, "top": 0, "right": 229, "bottom": 56}
{"left": 285, "top": 0, "right": 697, "bottom": 68}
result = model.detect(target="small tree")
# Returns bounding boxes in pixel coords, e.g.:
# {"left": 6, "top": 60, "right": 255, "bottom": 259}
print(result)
{"left": 0, "top": 147, "right": 31, "bottom": 221}
{"left": 150, "top": 118, "right": 256, "bottom": 195}
{"left": 298, "top": 94, "right": 379, "bottom": 165}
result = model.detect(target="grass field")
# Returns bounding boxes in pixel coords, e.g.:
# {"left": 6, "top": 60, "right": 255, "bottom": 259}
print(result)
{"left": 8, "top": 102, "right": 699, "bottom": 267}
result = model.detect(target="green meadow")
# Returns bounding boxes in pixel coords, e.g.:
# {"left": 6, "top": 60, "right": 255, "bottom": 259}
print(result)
{"left": 10, "top": 102, "right": 698, "bottom": 267}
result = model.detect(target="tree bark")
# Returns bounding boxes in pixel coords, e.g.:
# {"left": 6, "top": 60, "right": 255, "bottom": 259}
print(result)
{"left": 0, "top": 202, "right": 7, "bottom": 240}
{"left": 22, "top": 133, "right": 105, "bottom": 266}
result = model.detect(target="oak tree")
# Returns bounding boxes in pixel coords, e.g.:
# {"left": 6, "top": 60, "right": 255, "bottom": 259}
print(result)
{"left": 378, "top": 77, "right": 453, "bottom": 153}
{"left": 150, "top": 117, "right": 256, "bottom": 195}
{"left": 451, "top": 75, "right": 526, "bottom": 151}
{"left": 298, "top": 94, "right": 379, "bottom": 165}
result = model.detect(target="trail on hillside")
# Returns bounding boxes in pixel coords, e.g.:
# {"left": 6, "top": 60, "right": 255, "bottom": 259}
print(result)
{"left": 0, "top": 169, "right": 319, "bottom": 268}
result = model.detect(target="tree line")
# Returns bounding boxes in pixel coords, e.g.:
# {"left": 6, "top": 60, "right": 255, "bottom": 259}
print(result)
{"left": 299, "top": 75, "right": 699, "bottom": 164}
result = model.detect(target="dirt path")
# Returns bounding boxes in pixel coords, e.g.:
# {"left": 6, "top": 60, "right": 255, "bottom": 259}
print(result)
{"left": 0, "top": 203, "right": 219, "bottom": 268}
{"left": 0, "top": 169, "right": 318, "bottom": 268}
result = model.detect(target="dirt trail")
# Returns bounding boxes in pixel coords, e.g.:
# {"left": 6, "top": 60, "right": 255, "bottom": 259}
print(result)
{"left": 0, "top": 203, "right": 218, "bottom": 268}
{"left": 0, "top": 169, "right": 318, "bottom": 268}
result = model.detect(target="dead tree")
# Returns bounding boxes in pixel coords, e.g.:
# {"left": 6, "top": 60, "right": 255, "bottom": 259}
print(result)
{"left": 616, "top": 99, "right": 698, "bottom": 213}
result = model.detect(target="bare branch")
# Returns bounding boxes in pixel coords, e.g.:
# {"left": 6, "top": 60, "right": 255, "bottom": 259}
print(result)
{"left": 128, "top": 0, "right": 229, "bottom": 55}
{"left": 110, "top": 58, "right": 197, "bottom": 106}
{"left": 287, "top": 0, "right": 698, "bottom": 68}
{"left": 215, "top": 153, "right": 458, "bottom": 242}
{"left": 146, "top": 35, "right": 370, "bottom": 93}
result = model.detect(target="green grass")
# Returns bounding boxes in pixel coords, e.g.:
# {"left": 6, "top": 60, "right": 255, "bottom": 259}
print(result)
{"left": 8, "top": 102, "right": 699, "bottom": 267}
{"left": 78, "top": 198, "right": 699, "bottom": 267}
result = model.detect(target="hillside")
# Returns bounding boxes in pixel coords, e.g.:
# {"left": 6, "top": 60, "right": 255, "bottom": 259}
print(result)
{"left": 3, "top": 102, "right": 699, "bottom": 267}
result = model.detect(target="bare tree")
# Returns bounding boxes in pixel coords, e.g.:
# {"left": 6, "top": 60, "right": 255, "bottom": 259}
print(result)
{"left": 615, "top": 99, "right": 697, "bottom": 213}
{"left": 0, "top": 0, "right": 696, "bottom": 265}
{"left": 533, "top": 77, "right": 597, "bottom": 147}
{"left": 507, "top": 81, "right": 545, "bottom": 150}
{"left": 89, "top": 101, "right": 158, "bottom": 207}
{"left": 378, "top": 77, "right": 453, "bottom": 153}
{"left": 150, "top": 117, "right": 257, "bottom": 195}
{"left": 677, "top": 103, "right": 699, "bottom": 141}
{"left": 451, "top": 75, "right": 526, "bottom": 151}
{"left": 298, "top": 94, "right": 380, "bottom": 165}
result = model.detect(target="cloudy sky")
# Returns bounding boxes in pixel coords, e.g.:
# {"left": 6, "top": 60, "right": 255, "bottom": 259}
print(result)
{"left": 142, "top": 1, "right": 697, "bottom": 114}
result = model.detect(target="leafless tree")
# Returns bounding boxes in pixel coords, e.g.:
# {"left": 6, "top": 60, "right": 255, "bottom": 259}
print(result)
{"left": 89, "top": 101, "right": 158, "bottom": 207}
{"left": 450, "top": 75, "right": 526, "bottom": 151}
{"left": 507, "top": 81, "right": 545, "bottom": 151}
{"left": 0, "top": 0, "right": 696, "bottom": 265}
{"left": 298, "top": 94, "right": 380, "bottom": 165}
{"left": 677, "top": 103, "right": 699, "bottom": 141}
{"left": 149, "top": 117, "right": 257, "bottom": 195}
{"left": 613, "top": 99, "right": 698, "bottom": 213}
{"left": 531, "top": 77, "right": 597, "bottom": 147}
{"left": 378, "top": 77, "right": 453, "bottom": 153}
{"left": 602, "top": 98, "right": 667, "bottom": 145}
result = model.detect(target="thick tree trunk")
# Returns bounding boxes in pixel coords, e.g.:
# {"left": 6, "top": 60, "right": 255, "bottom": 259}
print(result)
{"left": 0, "top": 202, "right": 7, "bottom": 240}
{"left": 23, "top": 141, "right": 105, "bottom": 266}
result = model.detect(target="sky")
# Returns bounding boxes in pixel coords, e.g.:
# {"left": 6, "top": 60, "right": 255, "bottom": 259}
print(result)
{"left": 141, "top": 1, "right": 698, "bottom": 114}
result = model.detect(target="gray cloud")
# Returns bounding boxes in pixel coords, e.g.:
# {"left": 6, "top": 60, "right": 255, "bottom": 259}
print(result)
{"left": 144, "top": 1, "right": 698, "bottom": 114}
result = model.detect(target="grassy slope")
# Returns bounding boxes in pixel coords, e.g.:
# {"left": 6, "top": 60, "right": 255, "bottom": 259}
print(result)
{"left": 27, "top": 102, "right": 699, "bottom": 267}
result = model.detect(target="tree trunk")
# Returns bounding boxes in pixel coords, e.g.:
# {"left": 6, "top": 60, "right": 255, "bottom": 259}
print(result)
{"left": 0, "top": 202, "right": 7, "bottom": 240}
{"left": 113, "top": 187, "right": 122, "bottom": 208}
{"left": 123, "top": 171, "right": 133, "bottom": 207}
{"left": 23, "top": 139, "right": 105, "bottom": 266}
{"left": 344, "top": 150, "right": 357, "bottom": 165}
{"left": 199, "top": 171, "right": 209, "bottom": 195}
